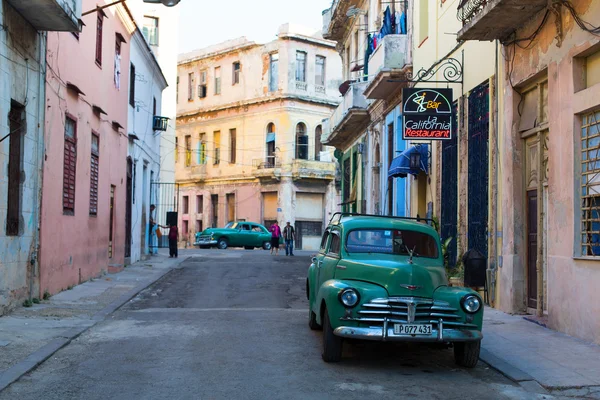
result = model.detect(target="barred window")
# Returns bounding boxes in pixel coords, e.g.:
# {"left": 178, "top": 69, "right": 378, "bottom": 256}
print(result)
{"left": 581, "top": 110, "right": 600, "bottom": 256}
{"left": 90, "top": 133, "right": 99, "bottom": 216}
{"left": 63, "top": 116, "right": 77, "bottom": 214}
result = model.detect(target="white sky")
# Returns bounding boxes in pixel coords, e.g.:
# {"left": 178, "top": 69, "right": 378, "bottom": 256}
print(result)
{"left": 178, "top": 0, "right": 333, "bottom": 53}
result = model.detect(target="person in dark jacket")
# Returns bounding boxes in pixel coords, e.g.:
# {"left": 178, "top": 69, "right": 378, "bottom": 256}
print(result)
{"left": 168, "top": 224, "right": 179, "bottom": 258}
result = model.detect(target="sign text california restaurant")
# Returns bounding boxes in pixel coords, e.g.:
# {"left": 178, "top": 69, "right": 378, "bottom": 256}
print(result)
{"left": 402, "top": 88, "right": 453, "bottom": 140}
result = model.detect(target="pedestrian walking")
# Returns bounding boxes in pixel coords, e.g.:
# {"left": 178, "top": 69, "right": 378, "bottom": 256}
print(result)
{"left": 149, "top": 205, "right": 165, "bottom": 255}
{"left": 168, "top": 223, "right": 179, "bottom": 258}
{"left": 269, "top": 221, "right": 282, "bottom": 255}
{"left": 283, "top": 221, "right": 296, "bottom": 256}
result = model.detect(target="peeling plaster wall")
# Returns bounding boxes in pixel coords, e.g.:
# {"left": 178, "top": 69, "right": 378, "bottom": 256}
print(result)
{"left": 39, "top": 1, "right": 130, "bottom": 296}
{"left": 500, "top": 0, "right": 600, "bottom": 343}
{"left": 0, "top": 1, "right": 44, "bottom": 314}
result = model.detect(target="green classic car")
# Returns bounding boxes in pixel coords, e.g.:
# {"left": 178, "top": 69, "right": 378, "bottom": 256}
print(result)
{"left": 306, "top": 213, "right": 483, "bottom": 367}
{"left": 195, "top": 221, "right": 273, "bottom": 250}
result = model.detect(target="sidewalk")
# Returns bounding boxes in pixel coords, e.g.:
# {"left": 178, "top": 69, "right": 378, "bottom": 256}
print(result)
{"left": 482, "top": 307, "right": 600, "bottom": 397}
{"left": 0, "top": 252, "right": 183, "bottom": 392}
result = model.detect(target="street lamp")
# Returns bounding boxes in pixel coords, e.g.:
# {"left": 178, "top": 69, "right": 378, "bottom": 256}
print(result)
{"left": 82, "top": 0, "right": 181, "bottom": 17}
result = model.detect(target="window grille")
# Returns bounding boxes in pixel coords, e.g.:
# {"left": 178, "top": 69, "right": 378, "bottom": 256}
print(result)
{"left": 581, "top": 110, "right": 600, "bottom": 256}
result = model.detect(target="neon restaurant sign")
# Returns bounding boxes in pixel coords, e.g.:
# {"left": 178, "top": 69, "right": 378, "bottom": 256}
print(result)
{"left": 402, "top": 88, "right": 453, "bottom": 140}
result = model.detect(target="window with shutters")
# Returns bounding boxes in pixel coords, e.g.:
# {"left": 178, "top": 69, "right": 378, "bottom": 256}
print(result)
{"left": 188, "top": 72, "right": 195, "bottom": 100}
{"left": 199, "top": 133, "right": 207, "bottom": 164}
{"left": 6, "top": 101, "right": 24, "bottom": 236}
{"left": 214, "top": 67, "right": 221, "bottom": 95}
{"left": 214, "top": 130, "right": 221, "bottom": 165}
{"left": 229, "top": 128, "right": 236, "bottom": 164}
{"left": 129, "top": 63, "right": 136, "bottom": 107}
{"left": 90, "top": 133, "right": 100, "bottom": 216}
{"left": 185, "top": 135, "right": 192, "bottom": 167}
{"left": 142, "top": 16, "right": 159, "bottom": 46}
{"left": 63, "top": 116, "right": 78, "bottom": 214}
{"left": 96, "top": 12, "right": 103, "bottom": 66}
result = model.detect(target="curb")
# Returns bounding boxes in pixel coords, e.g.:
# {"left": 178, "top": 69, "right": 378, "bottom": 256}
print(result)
{"left": 479, "top": 348, "right": 535, "bottom": 383}
{"left": 0, "top": 257, "right": 186, "bottom": 393}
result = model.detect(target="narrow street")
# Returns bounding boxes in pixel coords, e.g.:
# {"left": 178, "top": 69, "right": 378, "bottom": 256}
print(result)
{"left": 1, "top": 251, "right": 539, "bottom": 400}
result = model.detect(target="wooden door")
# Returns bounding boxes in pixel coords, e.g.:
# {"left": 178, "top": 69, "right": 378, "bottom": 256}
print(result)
{"left": 527, "top": 190, "right": 538, "bottom": 309}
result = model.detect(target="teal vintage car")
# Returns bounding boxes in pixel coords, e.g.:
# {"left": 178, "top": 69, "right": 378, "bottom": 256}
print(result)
{"left": 194, "top": 221, "right": 272, "bottom": 250}
{"left": 306, "top": 213, "right": 483, "bottom": 367}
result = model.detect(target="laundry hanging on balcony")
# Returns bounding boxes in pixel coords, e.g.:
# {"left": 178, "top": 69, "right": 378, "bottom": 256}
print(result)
{"left": 364, "top": 5, "right": 408, "bottom": 78}
{"left": 388, "top": 144, "right": 429, "bottom": 178}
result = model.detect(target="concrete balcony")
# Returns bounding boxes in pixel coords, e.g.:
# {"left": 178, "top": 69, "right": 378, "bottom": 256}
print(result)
{"left": 6, "top": 0, "right": 82, "bottom": 32}
{"left": 457, "top": 0, "right": 547, "bottom": 41}
{"left": 322, "top": 0, "right": 363, "bottom": 42}
{"left": 364, "top": 35, "right": 411, "bottom": 100}
{"left": 252, "top": 157, "right": 282, "bottom": 182}
{"left": 291, "top": 159, "right": 336, "bottom": 181}
{"left": 322, "top": 82, "right": 370, "bottom": 150}
{"left": 176, "top": 164, "right": 207, "bottom": 182}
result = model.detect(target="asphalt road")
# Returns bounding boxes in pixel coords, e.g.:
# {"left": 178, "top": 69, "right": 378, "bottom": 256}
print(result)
{"left": 1, "top": 250, "right": 544, "bottom": 400}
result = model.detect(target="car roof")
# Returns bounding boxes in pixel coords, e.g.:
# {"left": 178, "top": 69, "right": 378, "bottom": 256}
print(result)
{"left": 328, "top": 214, "right": 438, "bottom": 237}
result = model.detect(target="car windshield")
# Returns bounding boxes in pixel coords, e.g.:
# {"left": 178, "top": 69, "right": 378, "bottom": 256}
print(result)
{"left": 346, "top": 229, "right": 439, "bottom": 259}
{"left": 225, "top": 222, "right": 237, "bottom": 229}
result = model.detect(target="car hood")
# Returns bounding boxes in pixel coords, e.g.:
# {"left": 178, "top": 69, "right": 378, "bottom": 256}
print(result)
{"left": 334, "top": 254, "right": 447, "bottom": 297}
{"left": 197, "top": 228, "right": 233, "bottom": 237}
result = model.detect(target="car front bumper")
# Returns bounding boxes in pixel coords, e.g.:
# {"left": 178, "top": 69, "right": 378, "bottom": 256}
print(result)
{"left": 334, "top": 325, "right": 482, "bottom": 342}
{"left": 194, "top": 239, "right": 217, "bottom": 246}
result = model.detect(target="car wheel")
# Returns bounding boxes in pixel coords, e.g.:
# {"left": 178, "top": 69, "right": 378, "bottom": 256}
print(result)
{"left": 453, "top": 341, "right": 481, "bottom": 368}
{"left": 262, "top": 241, "right": 272, "bottom": 250}
{"left": 217, "top": 238, "right": 229, "bottom": 250}
{"left": 321, "top": 307, "right": 342, "bottom": 362}
{"left": 244, "top": 246, "right": 254, "bottom": 250}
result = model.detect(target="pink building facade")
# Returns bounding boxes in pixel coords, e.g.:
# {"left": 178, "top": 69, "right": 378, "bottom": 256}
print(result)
{"left": 39, "top": 0, "right": 132, "bottom": 295}
{"left": 497, "top": 0, "right": 600, "bottom": 344}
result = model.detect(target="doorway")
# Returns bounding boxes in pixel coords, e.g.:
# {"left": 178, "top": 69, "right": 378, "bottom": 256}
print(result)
{"left": 109, "top": 185, "right": 115, "bottom": 259}
{"left": 524, "top": 134, "right": 548, "bottom": 311}
{"left": 526, "top": 190, "right": 538, "bottom": 309}
{"left": 125, "top": 159, "right": 133, "bottom": 258}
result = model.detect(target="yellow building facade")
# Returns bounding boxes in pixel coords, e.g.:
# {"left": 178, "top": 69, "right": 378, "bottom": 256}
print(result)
{"left": 176, "top": 25, "right": 343, "bottom": 250}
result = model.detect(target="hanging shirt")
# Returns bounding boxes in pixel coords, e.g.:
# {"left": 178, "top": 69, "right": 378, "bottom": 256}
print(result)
{"left": 400, "top": 12, "right": 407, "bottom": 34}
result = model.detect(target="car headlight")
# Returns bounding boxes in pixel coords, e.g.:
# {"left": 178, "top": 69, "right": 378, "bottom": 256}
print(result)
{"left": 461, "top": 295, "right": 481, "bottom": 313}
{"left": 339, "top": 288, "right": 360, "bottom": 308}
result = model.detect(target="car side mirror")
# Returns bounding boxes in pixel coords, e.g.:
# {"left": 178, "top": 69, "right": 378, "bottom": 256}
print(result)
{"left": 311, "top": 257, "right": 317, "bottom": 264}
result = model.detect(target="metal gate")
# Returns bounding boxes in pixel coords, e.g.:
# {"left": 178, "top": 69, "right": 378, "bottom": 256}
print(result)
{"left": 441, "top": 102, "right": 459, "bottom": 267}
{"left": 467, "top": 82, "right": 490, "bottom": 258}
{"left": 150, "top": 182, "right": 179, "bottom": 249}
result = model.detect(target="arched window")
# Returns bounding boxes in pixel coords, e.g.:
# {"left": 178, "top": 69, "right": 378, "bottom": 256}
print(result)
{"left": 296, "top": 122, "right": 308, "bottom": 160}
{"left": 315, "top": 125, "right": 323, "bottom": 161}
{"left": 266, "top": 123, "right": 276, "bottom": 167}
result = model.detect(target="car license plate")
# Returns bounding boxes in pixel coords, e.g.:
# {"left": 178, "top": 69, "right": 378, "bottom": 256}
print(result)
{"left": 393, "top": 324, "right": 432, "bottom": 335}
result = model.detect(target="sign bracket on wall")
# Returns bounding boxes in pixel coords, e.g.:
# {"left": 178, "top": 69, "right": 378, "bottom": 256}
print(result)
{"left": 388, "top": 51, "right": 464, "bottom": 94}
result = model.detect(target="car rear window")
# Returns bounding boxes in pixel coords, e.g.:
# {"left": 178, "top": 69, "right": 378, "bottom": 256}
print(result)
{"left": 346, "top": 229, "right": 439, "bottom": 259}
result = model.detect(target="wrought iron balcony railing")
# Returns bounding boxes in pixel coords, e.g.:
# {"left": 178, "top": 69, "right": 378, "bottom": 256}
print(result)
{"left": 457, "top": 0, "right": 487, "bottom": 25}
{"left": 153, "top": 116, "right": 169, "bottom": 131}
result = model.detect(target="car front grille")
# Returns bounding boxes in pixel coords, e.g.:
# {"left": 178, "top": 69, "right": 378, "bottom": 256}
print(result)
{"left": 341, "top": 297, "right": 477, "bottom": 329}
